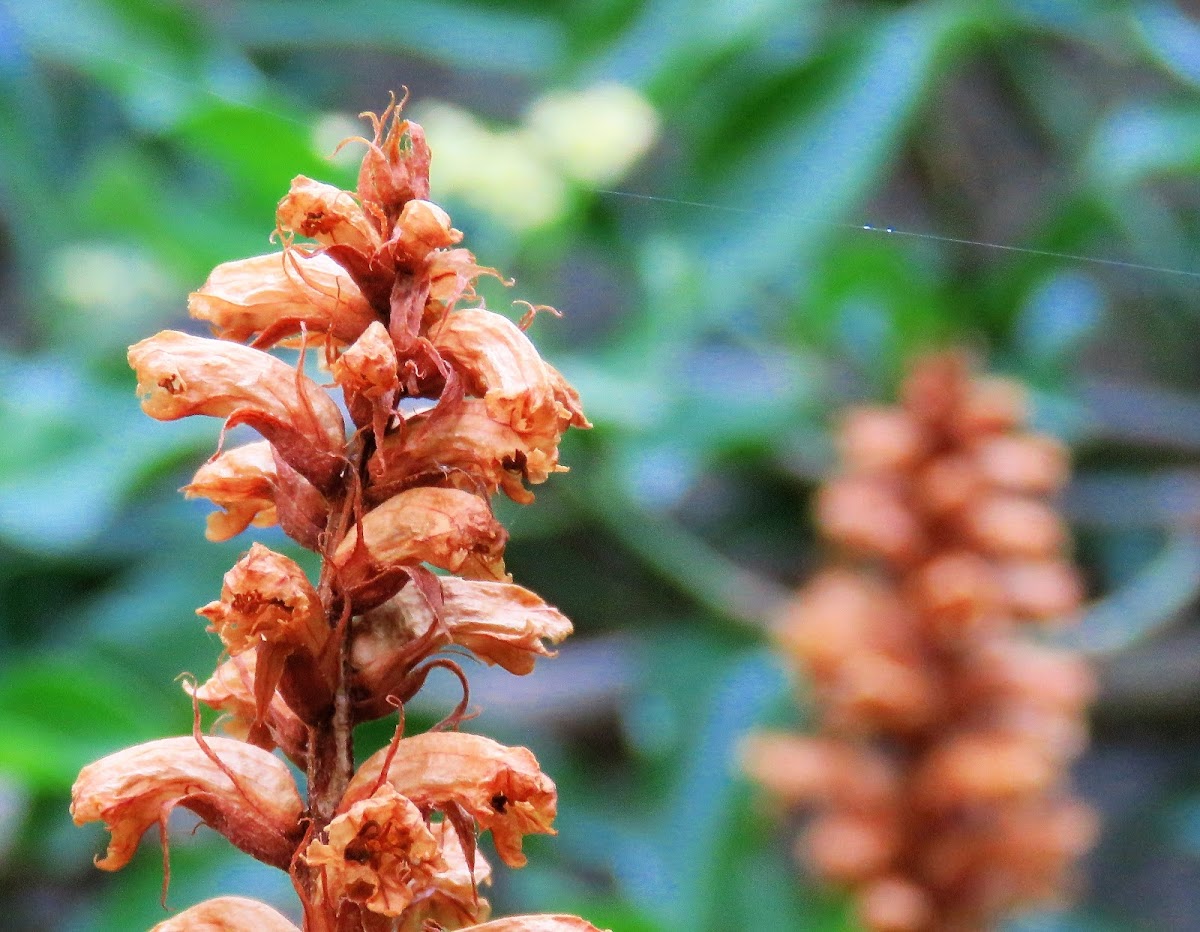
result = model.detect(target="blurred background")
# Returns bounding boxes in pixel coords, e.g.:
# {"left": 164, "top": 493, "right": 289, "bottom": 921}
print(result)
{"left": 3, "top": 0, "right": 1200, "bottom": 929}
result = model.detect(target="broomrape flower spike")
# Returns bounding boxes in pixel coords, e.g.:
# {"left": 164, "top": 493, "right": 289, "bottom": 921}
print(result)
{"left": 72, "top": 94, "right": 605, "bottom": 932}
{"left": 743, "top": 352, "right": 1097, "bottom": 932}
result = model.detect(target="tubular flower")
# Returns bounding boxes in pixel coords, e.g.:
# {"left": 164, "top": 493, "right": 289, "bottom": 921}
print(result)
{"left": 344, "top": 732, "right": 557, "bottom": 868}
{"left": 303, "top": 785, "right": 445, "bottom": 918}
{"left": 70, "top": 736, "right": 304, "bottom": 871}
{"left": 188, "top": 250, "right": 378, "bottom": 347}
{"left": 744, "top": 352, "right": 1095, "bottom": 931}
{"left": 152, "top": 896, "right": 301, "bottom": 931}
{"left": 78, "top": 94, "right": 597, "bottom": 931}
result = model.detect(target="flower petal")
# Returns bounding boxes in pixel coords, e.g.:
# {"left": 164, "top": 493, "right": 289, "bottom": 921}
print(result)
{"left": 332, "top": 320, "right": 399, "bottom": 434}
{"left": 197, "top": 544, "right": 333, "bottom": 723}
{"left": 188, "top": 251, "right": 378, "bottom": 346}
{"left": 304, "top": 785, "right": 444, "bottom": 917}
{"left": 182, "top": 441, "right": 278, "bottom": 542}
{"left": 151, "top": 896, "right": 300, "bottom": 931}
{"left": 71, "top": 736, "right": 303, "bottom": 871}
{"left": 343, "top": 731, "right": 556, "bottom": 868}
{"left": 187, "top": 652, "right": 309, "bottom": 764}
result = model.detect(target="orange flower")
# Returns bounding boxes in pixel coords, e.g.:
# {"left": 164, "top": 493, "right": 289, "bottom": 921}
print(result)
{"left": 128, "top": 330, "right": 346, "bottom": 490}
{"left": 331, "top": 487, "right": 508, "bottom": 609}
{"left": 188, "top": 250, "right": 378, "bottom": 347}
{"left": 303, "top": 785, "right": 444, "bottom": 917}
{"left": 434, "top": 308, "right": 590, "bottom": 454}
{"left": 182, "top": 441, "right": 278, "bottom": 542}
{"left": 276, "top": 176, "right": 382, "bottom": 255}
{"left": 151, "top": 896, "right": 300, "bottom": 931}
{"left": 456, "top": 917, "right": 608, "bottom": 931}
{"left": 343, "top": 731, "right": 557, "bottom": 868}
{"left": 197, "top": 543, "right": 334, "bottom": 724}
{"left": 70, "top": 736, "right": 303, "bottom": 871}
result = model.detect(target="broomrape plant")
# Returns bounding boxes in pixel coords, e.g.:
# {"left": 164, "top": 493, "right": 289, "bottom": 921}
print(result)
{"left": 70, "top": 96, "right": 600, "bottom": 932}
{"left": 744, "top": 353, "right": 1096, "bottom": 931}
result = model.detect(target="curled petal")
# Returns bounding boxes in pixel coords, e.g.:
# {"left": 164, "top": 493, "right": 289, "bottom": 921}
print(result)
{"left": 186, "top": 652, "right": 309, "bottom": 765}
{"left": 197, "top": 544, "right": 333, "bottom": 724}
{"left": 332, "top": 488, "right": 507, "bottom": 606}
{"left": 435, "top": 309, "right": 589, "bottom": 457}
{"left": 426, "top": 248, "right": 503, "bottom": 323}
{"left": 152, "top": 896, "right": 300, "bottom": 931}
{"left": 303, "top": 785, "right": 444, "bottom": 917}
{"left": 188, "top": 251, "right": 378, "bottom": 346}
{"left": 457, "top": 918, "right": 608, "bottom": 931}
{"left": 398, "top": 820, "right": 492, "bottom": 932}
{"left": 128, "top": 331, "right": 346, "bottom": 489}
{"left": 70, "top": 736, "right": 303, "bottom": 871}
{"left": 182, "top": 441, "right": 278, "bottom": 542}
{"left": 371, "top": 398, "right": 552, "bottom": 505}
{"left": 344, "top": 731, "right": 557, "bottom": 868}
{"left": 276, "top": 176, "right": 380, "bottom": 254}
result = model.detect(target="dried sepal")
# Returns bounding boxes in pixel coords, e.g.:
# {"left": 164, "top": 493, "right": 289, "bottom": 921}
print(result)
{"left": 197, "top": 544, "right": 334, "bottom": 724}
{"left": 70, "top": 736, "right": 303, "bottom": 871}
{"left": 186, "top": 652, "right": 309, "bottom": 765}
{"left": 303, "top": 785, "right": 444, "bottom": 918}
{"left": 332, "top": 487, "right": 507, "bottom": 610}
{"left": 183, "top": 441, "right": 278, "bottom": 541}
{"left": 128, "top": 330, "right": 346, "bottom": 491}
{"left": 151, "top": 896, "right": 301, "bottom": 931}
{"left": 188, "top": 250, "right": 378, "bottom": 347}
{"left": 397, "top": 820, "right": 493, "bottom": 932}
{"left": 343, "top": 731, "right": 557, "bottom": 868}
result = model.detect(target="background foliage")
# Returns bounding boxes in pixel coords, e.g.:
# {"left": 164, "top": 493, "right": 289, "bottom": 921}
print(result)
{"left": 4, "top": 0, "right": 1200, "bottom": 928}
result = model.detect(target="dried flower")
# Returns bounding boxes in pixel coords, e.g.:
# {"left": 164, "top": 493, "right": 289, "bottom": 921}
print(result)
{"left": 745, "top": 352, "right": 1095, "bottom": 930}
{"left": 75, "top": 94, "right": 598, "bottom": 932}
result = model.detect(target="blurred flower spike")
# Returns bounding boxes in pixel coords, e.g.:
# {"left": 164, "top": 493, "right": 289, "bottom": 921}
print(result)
{"left": 414, "top": 83, "right": 659, "bottom": 231}
{"left": 71, "top": 94, "right": 605, "bottom": 932}
{"left": 743, "top": 352, "right": 1097, "bottom": 931}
